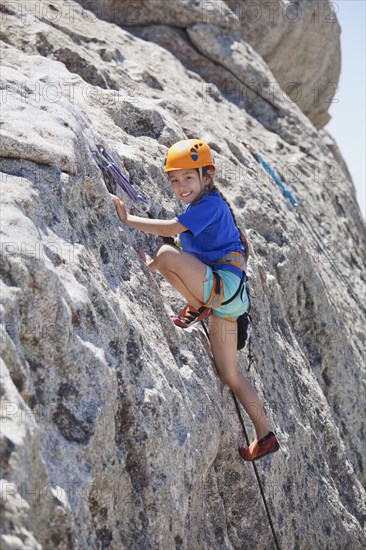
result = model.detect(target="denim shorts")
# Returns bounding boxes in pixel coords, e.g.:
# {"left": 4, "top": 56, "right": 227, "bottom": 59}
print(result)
{"left": 203, "top": 266, "right": 249, "bottom": 320}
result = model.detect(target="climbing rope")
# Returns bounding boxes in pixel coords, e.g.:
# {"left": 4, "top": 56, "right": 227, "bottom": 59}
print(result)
{"left": 243, "top": 142, "right": 365, "bottom": 315}
{"left": 200, "top": 320, "right": 281, "bottom": 550}
{"left": 297, "top": 209, "right": 365, "bottom": 314}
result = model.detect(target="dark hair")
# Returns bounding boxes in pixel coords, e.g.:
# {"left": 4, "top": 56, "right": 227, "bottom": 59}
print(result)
{"left": 194, "top": 167, "right": 250, "bottom": 258}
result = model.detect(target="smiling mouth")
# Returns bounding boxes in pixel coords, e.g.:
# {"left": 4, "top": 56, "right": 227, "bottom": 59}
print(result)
{"left": 181, "top": 191, "right": 192, "bottom": 198}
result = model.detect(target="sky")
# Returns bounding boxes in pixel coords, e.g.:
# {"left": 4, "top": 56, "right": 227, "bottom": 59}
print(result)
{"left": 326, "top": 1, "right": 366, "bottom": 219}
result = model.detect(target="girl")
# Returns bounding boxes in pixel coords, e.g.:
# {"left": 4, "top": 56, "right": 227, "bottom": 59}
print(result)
{"left": 111, "top": 139, "right": 279, "bottom": 461}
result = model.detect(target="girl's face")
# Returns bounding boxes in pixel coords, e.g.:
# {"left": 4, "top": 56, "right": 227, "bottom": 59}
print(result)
{"left": 168, "top": 169, "right": 207, "bottom": 204}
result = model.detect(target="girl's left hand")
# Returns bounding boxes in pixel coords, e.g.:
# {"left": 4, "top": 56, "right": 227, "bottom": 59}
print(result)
{"left": 110, "top": 193, "right": 128, "bottom": 223}
{"left": 137, "top": 249, "right": 156, "bottom": 272}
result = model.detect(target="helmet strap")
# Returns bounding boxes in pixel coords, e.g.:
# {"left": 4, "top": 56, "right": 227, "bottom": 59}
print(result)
{"left": 199, "top": 167, "right": 204, "bottom": 191}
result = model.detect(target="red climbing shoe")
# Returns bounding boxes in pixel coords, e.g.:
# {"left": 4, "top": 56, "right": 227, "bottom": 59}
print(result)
{"left": 238, "top": 431, "right": 279, "bottom": 461}
{"left": 172, "top": 304, "right": 213, "bottom": 329}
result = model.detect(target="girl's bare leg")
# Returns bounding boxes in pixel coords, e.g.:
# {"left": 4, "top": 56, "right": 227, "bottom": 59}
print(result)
{"left": 153, "top": 244, "right": 207, "bottom": 309}
{"left": 152, "top": 245, "right": 269, "bottom": 438}
{"left": 208, "top": 314, "right": 270, "bottom": 440}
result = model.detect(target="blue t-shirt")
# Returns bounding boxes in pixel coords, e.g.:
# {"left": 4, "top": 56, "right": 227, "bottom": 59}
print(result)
{"left": 175, "top": 191, "right": 245, "bottom": 277}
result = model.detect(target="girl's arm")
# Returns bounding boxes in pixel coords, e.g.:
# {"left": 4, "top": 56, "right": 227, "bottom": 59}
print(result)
{"left": 111, "top": 194, "right": 187, "bottom": 237}
{"left": 126, "top": 215, "right": 186, "bottom": 237}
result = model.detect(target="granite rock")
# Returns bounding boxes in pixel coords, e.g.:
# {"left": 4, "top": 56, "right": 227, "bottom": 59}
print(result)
{"left": 76, "top": 0, "right": 341, "bottom": 128}
{"left": 0, "top": 1, "right": 365, "bottom": 549}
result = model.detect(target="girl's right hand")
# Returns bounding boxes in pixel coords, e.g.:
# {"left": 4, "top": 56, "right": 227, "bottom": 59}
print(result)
{"left": 110, "top": 194, "right": 128, "bottom": 223}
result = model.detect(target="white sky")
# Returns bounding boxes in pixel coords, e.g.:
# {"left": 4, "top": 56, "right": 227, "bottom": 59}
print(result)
{"left": 326, "top": 1, "right": 366, "bottom": 219}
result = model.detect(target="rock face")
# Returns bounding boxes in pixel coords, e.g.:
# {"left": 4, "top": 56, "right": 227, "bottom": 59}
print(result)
{"left": 77, "top": 0, "right": 341, "bottom": 128}
{"left": 225, "top": 0, "right": 341, "bottom": 128}
{"left": 0, "top": 1, "right": 365, "bottom": 549}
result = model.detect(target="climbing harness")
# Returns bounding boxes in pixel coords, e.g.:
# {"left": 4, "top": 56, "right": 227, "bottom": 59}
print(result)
{"left": 203, "top": 252, "right": 247, "bottom": 311}
{"left": 243, "top": 142, "right": 365, "bottom": 315}
{"left": 202, "top": 252, "right": 253, "bottom": 360}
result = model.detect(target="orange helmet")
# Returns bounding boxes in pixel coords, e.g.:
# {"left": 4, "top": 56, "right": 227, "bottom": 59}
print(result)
{"left": 164, "top": 139, "right": 214, "bottom": 172}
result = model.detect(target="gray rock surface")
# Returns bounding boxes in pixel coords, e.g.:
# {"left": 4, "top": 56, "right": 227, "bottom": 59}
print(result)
{"left": 1, "top": 1, "right": 365, "bottom": 549}
{"left": 76, "top": 0, "right": 341, "bottom": 128}
{"left": 225, "top": 0, "right": 341, "bottom": 128}
{"left": 76, "top": 0, "right": 240, "bottom": 28}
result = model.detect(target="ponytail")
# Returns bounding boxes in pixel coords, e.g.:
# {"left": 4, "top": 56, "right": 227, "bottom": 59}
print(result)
{"left": 194, "top": 167, "right": 250, "bottom": 258}
{"left": 212, "top": 186, "right": 250, "bottom": 258}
